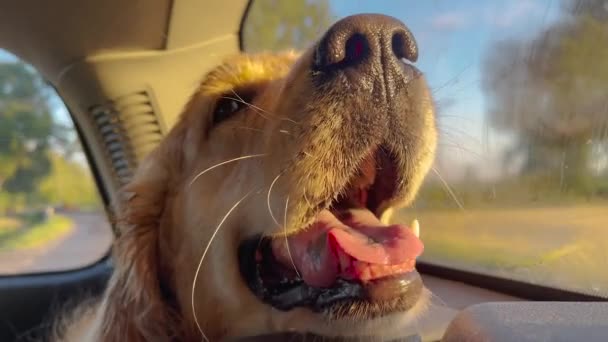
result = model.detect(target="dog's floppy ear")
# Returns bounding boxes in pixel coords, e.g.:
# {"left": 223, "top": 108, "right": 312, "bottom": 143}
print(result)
{"left": 96, "top": 121, "right": 189, "bottom": 341}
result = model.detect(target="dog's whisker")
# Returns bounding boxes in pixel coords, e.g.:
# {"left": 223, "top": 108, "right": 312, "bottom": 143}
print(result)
{"left": 303, "top": 192, "right": 313, "bottom": 208}
{"left": 228, "top": 96, "right": 301, "bottom": 126}
{"left": 267, "top": 172, "right": 283, "bottom": 227}
{"left": 227, "top": 89, "right": 302, "bottom": 125}
{"left": 437, "top": 142, "right": 483, "bottom": 159}
{"left": 437, "top": 126, "right": 482, "bottom": 145}
{"left": 431, "top": 63, "right": 473, "bottom": 94}
{"left": 191, "top": 190, "right": 254, "bottom": 342}
{"left": 230, "top": 89, "right": 300, "bottom": 125}
{"left": 219, "top": 125, "right": 294, "bottom": 137}
{"left": 431, "top": 166, "right": 465, "bottom": 210}
{"left": 188, "top": 154, "right": 266, "bottom": 187}
{"left": 429, "top": 291, "right": 449, "bottom": 308}
{"left": 283, "top": 196, "right": 301, "bottom": 278}
{"left": 227, "top": 126, "right": 266, "bottom": 134}
{"left": 223, "top": 94, "right": 273, "bottom": 122}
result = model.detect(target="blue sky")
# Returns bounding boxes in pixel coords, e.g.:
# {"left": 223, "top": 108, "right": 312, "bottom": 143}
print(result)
{"left": 0, "top": 50, "right": 73, "bottom": 128}
{"left": 331, "top": 0, "right": 562, "bottom": 179}
{"left": 1, "top": 1, "right": 563, "bottom": 180}
{"left": 331, "top": 0, "right": 560, "bottom": 115}
{"left": 0, "top": 50, "right": 15, "bottom": 62}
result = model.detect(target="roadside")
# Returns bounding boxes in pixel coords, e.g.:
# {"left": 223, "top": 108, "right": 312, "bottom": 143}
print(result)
{"left": 0, "top": 214, "right": 72, "bottom": 251}
{"left": 0, "top": 212, "right": 113, "bottom": 275}
{"left": 396, "top": 203, "right": 608, "bottom": 296}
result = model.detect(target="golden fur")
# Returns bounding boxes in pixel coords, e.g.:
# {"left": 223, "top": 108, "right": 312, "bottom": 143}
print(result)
{"left": 54, "top": 44, "right": 437, "bottom": 341}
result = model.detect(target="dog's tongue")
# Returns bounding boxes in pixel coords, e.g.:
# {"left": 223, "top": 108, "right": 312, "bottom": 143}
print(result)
{"left": 271, "top": 208, "right": 423, "bottom": 287}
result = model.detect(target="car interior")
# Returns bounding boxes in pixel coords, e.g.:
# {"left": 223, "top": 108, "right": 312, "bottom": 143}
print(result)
{"left": 0, "top": 1, "right": 607, "bottom": 341}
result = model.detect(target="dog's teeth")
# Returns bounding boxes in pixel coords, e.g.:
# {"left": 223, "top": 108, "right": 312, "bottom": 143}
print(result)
{"left": 411, "top": 219, "right": 420, "bottom": 238}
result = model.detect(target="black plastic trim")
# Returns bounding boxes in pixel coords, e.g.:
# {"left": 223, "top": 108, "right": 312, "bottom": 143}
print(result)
{"left": 0, "top": 84, "right": 115, "bottom": 341}
{"left": 65, "top": 95, "right": 111, "bottom": 211}
{"left": 238, "top": 0, "right": 254, "bottom": 51}
{"left": 0, "top": 258, "right": 112, "bottom": 341}
{"left": 55, "top": 84, "right": 118, "bottom": 238}
{"left": 417, "top": 261, "right": 607, "bottom": 302}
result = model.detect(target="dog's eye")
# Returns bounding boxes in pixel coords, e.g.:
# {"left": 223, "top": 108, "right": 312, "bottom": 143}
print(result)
{"left": 213, "top": 97, "right": 247, "bottom": 125}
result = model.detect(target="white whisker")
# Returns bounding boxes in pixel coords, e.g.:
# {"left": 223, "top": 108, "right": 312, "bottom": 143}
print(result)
{"left": 188, "top": 154, "right": 266, "bottom": 187}
{"left": 303, "top": 192, "right": 313, "bottom": 208}
{"left": 230, "top": 125, "right": 294, "bottom": 137}
{"left": 429, "top": 291, "right": 449, "bottom": 308}
{"left": 228, "top": 89, "right": 301, "bottom": 125}
{"left": 283, "top": 196, "right": 301, "bottom": 278}
{"left": 191, "top": 190, "right": 253, "bottom": 342}
{"left": 432, "top": 167, "right": 465, "bottom": 210}
{"left": 267, "top": 172, "right": 283, "bottom": 227}
{"left": 229, "top": 126, "right": 266, "bottom": 133}
{"left": 225, "top": 93, "right": 273, "bottom": 121}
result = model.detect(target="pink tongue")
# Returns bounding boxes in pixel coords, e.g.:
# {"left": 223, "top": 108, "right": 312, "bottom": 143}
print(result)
{"left": 271, "top": 209, "right": 423, "bottom": 288}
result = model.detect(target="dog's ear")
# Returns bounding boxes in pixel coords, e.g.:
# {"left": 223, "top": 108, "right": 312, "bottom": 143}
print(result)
{"left": 96, "top": 120, "right": 189, "bottom": 341}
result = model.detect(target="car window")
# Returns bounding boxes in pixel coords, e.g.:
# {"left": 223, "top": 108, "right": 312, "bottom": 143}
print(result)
{"left": 0, "top": 49, "right": 112, "bottom": 275}
{"left": 243, "top": 0, "right": 608, "bottom": 297}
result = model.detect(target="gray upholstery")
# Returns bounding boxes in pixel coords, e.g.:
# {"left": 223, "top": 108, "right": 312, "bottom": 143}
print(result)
{"left": 442, "top": 302, "right": 608, "bottom": 342}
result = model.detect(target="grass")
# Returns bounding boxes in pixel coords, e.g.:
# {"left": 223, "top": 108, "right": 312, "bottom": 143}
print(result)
{"left": 0, "top": 215, "right": 73, "bottom": 251}
{"left": 394, "top": 203, "right": 608, "bottom": 295}
{"left": 0, "top": 217, "right": 22, "bottom": 236}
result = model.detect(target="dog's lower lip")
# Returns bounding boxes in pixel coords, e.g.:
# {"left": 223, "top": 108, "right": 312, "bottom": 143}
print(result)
{"left": 238, "top": 235, "right": 423, "bottom": 314}
{"left": 237, "top": 147, "right": 422, "bottom": 315}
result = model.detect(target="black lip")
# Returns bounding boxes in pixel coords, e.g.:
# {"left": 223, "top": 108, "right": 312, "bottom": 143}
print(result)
{"left": 238, "top": 235, "right": 423, "bottom": 315}
{"left": 231, "top": 332, "right": 422, "bottom": 342}
{"left": 238, "top": 235, "right": 366, "bottom": 312}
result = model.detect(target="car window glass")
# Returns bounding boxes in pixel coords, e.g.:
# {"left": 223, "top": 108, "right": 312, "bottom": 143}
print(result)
{"left": 243, "top": 0, "right": 608, "bottom": 297}
{"left": 0, "top": 49, "right": 112, "bottom": 275}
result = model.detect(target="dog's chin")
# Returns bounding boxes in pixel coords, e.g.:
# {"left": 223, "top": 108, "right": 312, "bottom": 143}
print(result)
{"left": 236, "top": 147, "right": 428, "bottom": 339}
{"left": 291, "top": 287, "right": 431, "bottom": 340}
{"left": 231, "top": 287, "right": 431, "bottom": 341}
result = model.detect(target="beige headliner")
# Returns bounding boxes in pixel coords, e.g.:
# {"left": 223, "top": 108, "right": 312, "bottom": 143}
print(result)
{"left": 0, "top": 1, "right": 170, "bottom": 77}
{"left": 0, "top": 0, "right": 250, "bottom": 204}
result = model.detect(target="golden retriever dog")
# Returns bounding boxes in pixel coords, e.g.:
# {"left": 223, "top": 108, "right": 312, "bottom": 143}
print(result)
{"left": 55, "top": 14, "right": 437, "bottom": 341}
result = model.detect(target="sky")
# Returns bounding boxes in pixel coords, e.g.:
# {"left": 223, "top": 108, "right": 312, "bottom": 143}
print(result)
{"left": 0, "top": 0, "right": 564, "bottom": 180}
{"left": 0, "top": 49, "right": 73, "bottom": 128}
{"left": 331, "top": 0, "right": 563, "bottom": 180}
{"left": 0, "top": 49, "right": 15, "bottom": 62}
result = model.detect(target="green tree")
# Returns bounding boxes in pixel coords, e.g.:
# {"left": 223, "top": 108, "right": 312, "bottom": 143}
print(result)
{"left": 242, "top": 0, "right": 334, "bottom": 52}
{"left": 482, "top": 0, "right": 608, "bottom": 194}
{"left": 0, "top": 62, "right": 55, "bottom": 195}
{"left": 38, "top": 153, "right": 100, "bottom": 209}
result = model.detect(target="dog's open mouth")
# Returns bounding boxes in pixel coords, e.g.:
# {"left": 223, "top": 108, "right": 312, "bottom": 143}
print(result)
{"left": 239, "top": 148, "right": 424, "bottom": 318}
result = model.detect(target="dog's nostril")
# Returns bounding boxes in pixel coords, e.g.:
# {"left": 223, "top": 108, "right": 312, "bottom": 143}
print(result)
{"left": 344, "top": 33, "right": 369, "bottom": 64}
{"left": 314, "top": 14, "right": 419, "bottom": 72}
{"left": 391, "top": 30, "right": 418, "bottom": 63}
{"left": 315, "top": 33, "right": 370, "bottom": 70}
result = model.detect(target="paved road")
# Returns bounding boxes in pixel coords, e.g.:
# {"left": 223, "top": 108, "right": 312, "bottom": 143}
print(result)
{"left": 0, "top": 212, "right": 113, "bottom": 275}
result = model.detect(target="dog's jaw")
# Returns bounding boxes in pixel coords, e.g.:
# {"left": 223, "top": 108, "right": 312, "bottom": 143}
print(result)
{"left": 222, "top": 288, "right": 432, "bottom": 339}
{"left": 134, "top": 16, "right": 436, "bottom": 341}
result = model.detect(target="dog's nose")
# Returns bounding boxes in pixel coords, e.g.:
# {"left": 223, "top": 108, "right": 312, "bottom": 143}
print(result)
{"left": 313, "top": 14, "right": 418, "bottom": 75}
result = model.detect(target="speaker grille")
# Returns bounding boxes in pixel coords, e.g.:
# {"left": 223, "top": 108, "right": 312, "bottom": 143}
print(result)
{"left": 89, "top": 90, "right": 164, "bottom": 185}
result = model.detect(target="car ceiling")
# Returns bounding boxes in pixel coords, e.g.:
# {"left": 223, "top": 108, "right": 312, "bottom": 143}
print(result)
{"left": 0, "top": 0, "right": 250, "bottom": 205}
{"left": 0, "top": 1, "right": 170, "bottom": 78}
{"left": 0, "top": 0, "right": 248, "bottom": 83}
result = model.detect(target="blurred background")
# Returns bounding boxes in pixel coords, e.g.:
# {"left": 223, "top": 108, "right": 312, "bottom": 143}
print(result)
{"left": 0, "top": 56, "right": 111, "bottom": 274}
{"left": 1, "top": 0, "right": 607, "bottom": 299}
